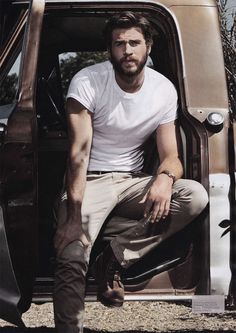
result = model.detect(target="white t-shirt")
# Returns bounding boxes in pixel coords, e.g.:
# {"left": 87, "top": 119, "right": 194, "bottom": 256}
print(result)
{"left": 67, "top": 61, "right": 177, "bottom": 172}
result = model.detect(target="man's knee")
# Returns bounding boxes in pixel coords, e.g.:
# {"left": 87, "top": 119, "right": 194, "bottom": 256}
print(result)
{"left": 174, "top": 179, "right": 208, "bottom": 218}
{"left": 185, "top": 179, "right": 208, "bottom": 216}
{"left": 55, "top": 240, "right": 88, "bottom": 277}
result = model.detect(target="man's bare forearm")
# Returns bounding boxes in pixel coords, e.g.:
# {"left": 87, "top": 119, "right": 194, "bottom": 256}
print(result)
{"left": 155, "top": 121, "right": 184, "bottom": 183}
{"left": 65, "top": 99, "right": 93, "bottom": 224}
{"left": 54, "top": 153, "right": 91, "bottom": 252}
{"left": 156, "top": 156, "right": 183, "bottom": 182}
{"left": 66, "top": 155, "right": 89, "bottom": 222}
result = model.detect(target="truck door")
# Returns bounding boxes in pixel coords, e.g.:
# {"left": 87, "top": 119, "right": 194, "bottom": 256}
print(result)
{"left": 0, "top": 0, "right": 45, "bottom": 325}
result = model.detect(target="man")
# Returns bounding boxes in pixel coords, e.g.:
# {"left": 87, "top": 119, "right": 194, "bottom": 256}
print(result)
{"left": 53, "top": 11, "right": 208, "bottom": 333}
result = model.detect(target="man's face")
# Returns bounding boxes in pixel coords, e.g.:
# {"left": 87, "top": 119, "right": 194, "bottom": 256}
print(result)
{"left": 109, "top": 27, "right": 151, "bottom": 77}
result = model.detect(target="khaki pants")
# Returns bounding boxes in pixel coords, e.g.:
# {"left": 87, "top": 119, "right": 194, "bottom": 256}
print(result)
{"left": 54, "top": 172, "right": 208, "bottom": 333}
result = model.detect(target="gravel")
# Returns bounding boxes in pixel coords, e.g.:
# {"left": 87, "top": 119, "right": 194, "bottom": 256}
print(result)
{"left": 1, "top": 301, "right": 236, "bottom": 332}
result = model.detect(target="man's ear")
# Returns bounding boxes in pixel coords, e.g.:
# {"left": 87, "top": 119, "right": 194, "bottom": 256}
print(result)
{"left": 147, "top": 42, "right": 152, "bottom": 55}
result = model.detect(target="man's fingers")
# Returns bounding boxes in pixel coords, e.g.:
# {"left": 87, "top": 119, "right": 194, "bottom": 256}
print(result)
{"left": 54, "top": 231, "right": 68, "bottom": 255}
{"left": 80, "top": 234, "right": 90, "bottom": 247}
{"left": 163, "top": 200, "right": 170, "bottom": 218}
{"left": 144, "top": 198, "right": 153, "bottom": 217}
{"left": 54, "top": 232, "right": 62, "bottom": 250}
{"left": 147, "top": 202, "right": 160, "bottom": 223}
{"left": 54, "top": 235, "right": 66, "bottom": 255}
{"left": 149, "top": 200, "right": 170, "bottom": 223}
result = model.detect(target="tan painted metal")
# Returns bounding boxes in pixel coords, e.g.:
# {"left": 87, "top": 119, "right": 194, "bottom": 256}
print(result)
{"left": 41, "top": 0, "right": 216, "bottom": 6}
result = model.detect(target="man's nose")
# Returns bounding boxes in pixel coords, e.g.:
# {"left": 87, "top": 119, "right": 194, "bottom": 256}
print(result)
{"left": 124, "top": 43, "right": 133, "bottom": 55}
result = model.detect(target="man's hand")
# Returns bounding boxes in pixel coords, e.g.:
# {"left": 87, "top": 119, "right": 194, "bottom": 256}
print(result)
{"left": 54, "top": 218, "right": 90, "bottom": 255}
{"left": 144, "top": 174, "right": 173, "bottom": 223}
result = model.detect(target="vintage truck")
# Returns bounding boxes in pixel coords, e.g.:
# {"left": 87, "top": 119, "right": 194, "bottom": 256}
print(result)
{"left": 0, "top": 0, "right": 235, "bottom": 327}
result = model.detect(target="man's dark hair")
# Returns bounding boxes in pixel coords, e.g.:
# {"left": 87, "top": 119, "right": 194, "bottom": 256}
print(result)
{"left": 103, "top": 11, "right": 153, "bottom": 48}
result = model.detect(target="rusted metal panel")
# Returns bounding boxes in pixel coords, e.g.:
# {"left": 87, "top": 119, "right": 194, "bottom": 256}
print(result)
{"left": 18, "top": 0, "right": 45, "bottom": 110}
{"left": 172, "top": 5, "right": 228, "bottom": 110}
{"left": 0, "top": 0, "right": 45, "bottom": 325}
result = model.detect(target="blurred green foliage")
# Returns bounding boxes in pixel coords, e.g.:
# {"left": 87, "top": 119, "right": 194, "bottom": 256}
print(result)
{"left": 59, "top": 51, "right": 108, "bottom": 100}
{"left": 0, "top": 73, "right": 18, "bottom": 105}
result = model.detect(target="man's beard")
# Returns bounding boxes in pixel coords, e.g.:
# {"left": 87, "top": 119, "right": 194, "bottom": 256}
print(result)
{"left": 110, "top": 52, "right": 148, "bottom": 78}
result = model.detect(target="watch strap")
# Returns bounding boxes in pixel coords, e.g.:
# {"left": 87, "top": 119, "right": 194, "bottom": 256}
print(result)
{"left": 159, "top": 170, "right": 176, "bottom": 183}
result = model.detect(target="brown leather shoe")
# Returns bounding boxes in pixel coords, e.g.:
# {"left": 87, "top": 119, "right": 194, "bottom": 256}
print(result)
{"left": 95, "top": 245, "right": 124, "bottom": 307}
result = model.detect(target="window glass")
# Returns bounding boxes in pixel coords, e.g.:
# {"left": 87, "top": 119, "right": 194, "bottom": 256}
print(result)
{"left": 0, "top": 53, "right": 21, "bottom": 106}
{"left": 0, "top": 4, "right": 27, "bottom": 48}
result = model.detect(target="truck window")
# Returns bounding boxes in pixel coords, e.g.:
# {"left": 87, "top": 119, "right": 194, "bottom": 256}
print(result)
{"left": 59, "top": 51, "right": 109, "bottom": 100}
{"left": 0, "top": 53, "right": 21, "bottom": 106}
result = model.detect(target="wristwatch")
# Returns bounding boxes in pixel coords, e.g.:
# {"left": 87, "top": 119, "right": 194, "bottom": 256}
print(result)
{"left": 159, "top": 170, "right": 176, "bottom": 183}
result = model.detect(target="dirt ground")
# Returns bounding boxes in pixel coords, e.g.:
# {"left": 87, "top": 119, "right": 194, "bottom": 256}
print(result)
{"left": 1, "top": 301, "right": 236, "bottom": 332}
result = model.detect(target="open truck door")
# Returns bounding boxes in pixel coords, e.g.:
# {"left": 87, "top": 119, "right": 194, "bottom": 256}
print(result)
{"left": 0, "top": 0, "right": 234, "bottom": 327}
{"left": 227, "top": 76, "right": 236, "bottom": 307}
{"left": 0, "top": 0, "right": 45, "bottom": 325}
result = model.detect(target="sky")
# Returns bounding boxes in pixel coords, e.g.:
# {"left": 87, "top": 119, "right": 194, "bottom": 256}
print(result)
{"left": 224, "top": 0, "right": 236, "bottom": 27}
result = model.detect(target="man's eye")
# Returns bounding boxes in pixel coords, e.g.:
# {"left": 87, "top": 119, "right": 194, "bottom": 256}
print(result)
{"left": 130, "top": 41, "right": 140, "bottom": 47}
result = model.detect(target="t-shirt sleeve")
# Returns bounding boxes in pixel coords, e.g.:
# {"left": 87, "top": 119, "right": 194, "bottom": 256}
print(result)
{"left": 66, "top": 68, "right": 96, "bottom": 113}
{"left": 159, "top": 84, "right": 178, "bottom": 125}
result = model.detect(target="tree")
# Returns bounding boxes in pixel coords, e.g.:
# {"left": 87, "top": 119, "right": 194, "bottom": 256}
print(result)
{"left": 60, "top": 51, "right": 108, "bottom": 99}
{"left": 216, "top": 0, "right": 236, "bottom": 118}
{"left": 0, "top": 73, "right": 18, "bottom": 105}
